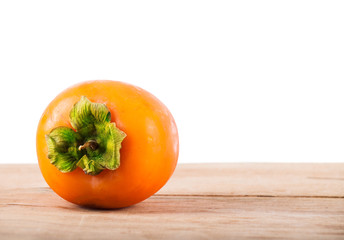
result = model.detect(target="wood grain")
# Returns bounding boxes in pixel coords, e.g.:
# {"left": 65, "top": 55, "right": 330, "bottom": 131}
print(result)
{"left": 0, "top": 163, "right": 343, "bottom": 240}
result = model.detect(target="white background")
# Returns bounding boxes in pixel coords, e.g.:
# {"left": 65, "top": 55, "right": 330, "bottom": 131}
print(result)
{"left": 0, "top": 1, "right": 343, "bottom": 164}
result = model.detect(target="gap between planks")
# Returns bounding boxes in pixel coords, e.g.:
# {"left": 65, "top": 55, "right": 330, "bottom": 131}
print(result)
{"left": 156, "top": 193, "right": 344, "bottom": 199}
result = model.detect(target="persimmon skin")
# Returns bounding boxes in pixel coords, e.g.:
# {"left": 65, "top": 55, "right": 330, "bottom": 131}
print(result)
{"left": 36, "top": 81, "right": 179, "bottom": 208}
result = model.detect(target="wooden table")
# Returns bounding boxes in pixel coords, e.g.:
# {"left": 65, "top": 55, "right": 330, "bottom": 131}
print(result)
{"left": 0, "top": 163, "right": 343, "bottom": 239}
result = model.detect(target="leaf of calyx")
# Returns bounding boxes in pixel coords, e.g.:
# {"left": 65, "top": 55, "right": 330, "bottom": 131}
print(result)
{"left": 46, "top": 127, "right": 81, "bottom": 172}
{"left": 94, "top": 122, "right": 126, "bottom": 170}
{"left": 69, "top": 96, "right": 111, "bottom": 133}
{"left": 76, "top": 155, "right": 104, "bottom": 175}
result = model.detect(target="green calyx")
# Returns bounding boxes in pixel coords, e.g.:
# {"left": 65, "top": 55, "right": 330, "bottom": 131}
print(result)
{"left": 46, "top": 96, "right": 126, "bottom": 175}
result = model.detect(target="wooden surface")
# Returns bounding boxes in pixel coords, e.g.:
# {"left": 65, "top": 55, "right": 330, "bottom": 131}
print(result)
{"left": 0, "top": 163, "right": 343, "bottom": 240}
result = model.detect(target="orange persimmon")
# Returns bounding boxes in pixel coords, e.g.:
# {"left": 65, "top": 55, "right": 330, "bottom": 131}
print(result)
{"left": 36, "top": 80, "right": 179, "bottom": 208}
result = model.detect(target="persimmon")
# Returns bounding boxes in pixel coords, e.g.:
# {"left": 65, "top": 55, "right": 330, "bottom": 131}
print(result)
{"left": 36, "top": 80, "right": 179, "bottom": 208}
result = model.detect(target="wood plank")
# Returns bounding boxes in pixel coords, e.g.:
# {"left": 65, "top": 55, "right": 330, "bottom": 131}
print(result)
{"left": 159, "top": 163, "right": 344, "bottom": 197}
{"left": 0, "top": 189, "right": 343, "bottom": 240}
{"left": 1, "top": 163, "right": 343, "bottom": 197}
{"left": 0, "top": 164, "right": 343, "bottom": 240}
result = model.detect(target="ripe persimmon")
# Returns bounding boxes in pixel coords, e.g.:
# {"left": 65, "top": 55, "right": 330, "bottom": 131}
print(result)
{"left": 36, "top": 80, "right": 179, "bottom": 208}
